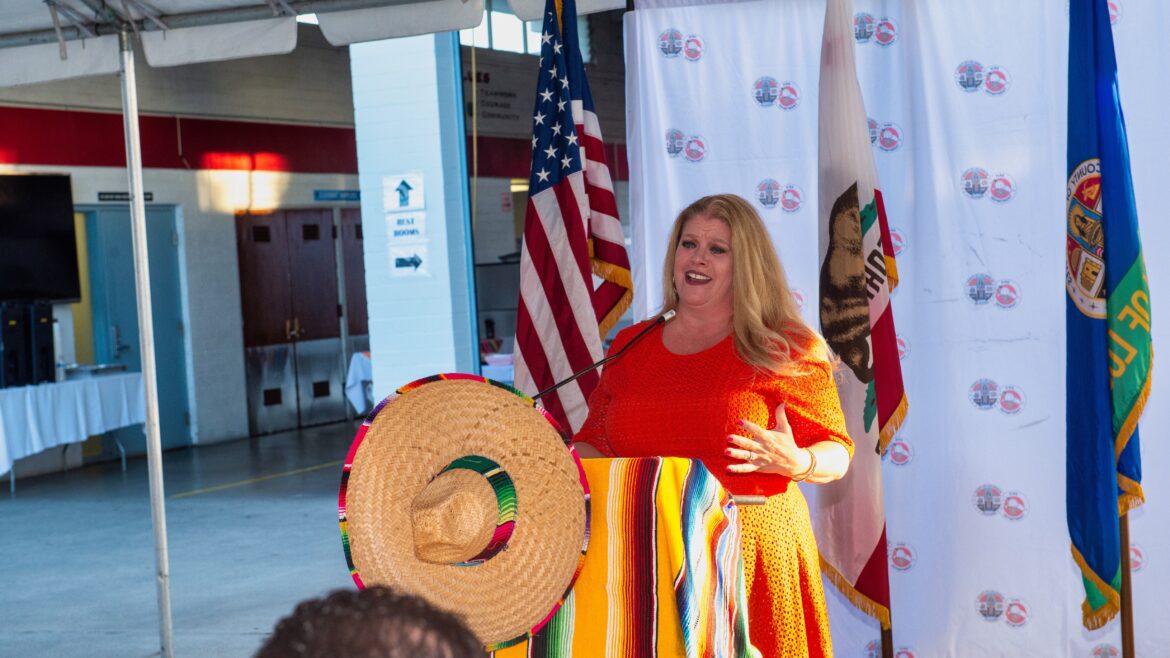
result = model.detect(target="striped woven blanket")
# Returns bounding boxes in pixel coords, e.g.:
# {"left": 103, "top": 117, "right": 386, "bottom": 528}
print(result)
{"left": 494, "top": 457, "right": 756, "bottom": 658}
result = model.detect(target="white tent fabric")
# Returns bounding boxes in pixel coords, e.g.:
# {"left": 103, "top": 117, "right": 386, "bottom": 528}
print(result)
{"left": 0, "top": 35, "right": 122, "bottom": 86}
{"left": 507, "top": 0, "right": 625, "bottom": 21}
{"left": 317, "top": 0, "right": 484, "bottom": 46}
{"left": 626, "top": 0, "right": 1169, "bottom": 656}
{"left": 0, "top": 0, "right": 627, "bottom": 87}
{"left": 141, "top": 16, "right": 297, "bottom": 66}
{"left": 0, "top": 0, "right": 491, "bottom": 87}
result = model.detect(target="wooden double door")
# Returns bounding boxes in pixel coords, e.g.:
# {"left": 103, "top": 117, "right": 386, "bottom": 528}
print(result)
{"left": 236, "top": 208, "right": 367, "bottom": 435}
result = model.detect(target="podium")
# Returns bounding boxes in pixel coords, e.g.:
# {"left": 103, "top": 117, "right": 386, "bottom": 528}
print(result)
{"left": 495, "top": 457, "right": 756, "bottom": 658}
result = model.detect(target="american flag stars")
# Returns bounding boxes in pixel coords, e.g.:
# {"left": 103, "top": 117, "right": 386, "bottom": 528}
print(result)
{"left": 528, "top": 24, "right": 581, "bottom": 194}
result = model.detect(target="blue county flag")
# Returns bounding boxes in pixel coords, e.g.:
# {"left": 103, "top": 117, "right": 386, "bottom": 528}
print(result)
{"left": 513, "top": 0, "right": 633, "bottom": 433}
{"left": 1066, "top": 0, "right": 1152, "bottom": 630}
{"left": 812, "top": 0, "right": 907, "bottom": 629}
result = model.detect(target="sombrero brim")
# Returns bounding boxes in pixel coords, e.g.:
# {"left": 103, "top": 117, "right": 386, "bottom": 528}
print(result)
{"left": 339, "top": 374, "right": 590, "bottom": 650}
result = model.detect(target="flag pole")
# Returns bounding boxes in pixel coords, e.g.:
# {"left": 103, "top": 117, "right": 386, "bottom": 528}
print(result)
{"left": 1120, "top": 515, "right": 1135, "bottom": 658}
{"left": 881, "top": 628, "right": 893, "bottom": 658}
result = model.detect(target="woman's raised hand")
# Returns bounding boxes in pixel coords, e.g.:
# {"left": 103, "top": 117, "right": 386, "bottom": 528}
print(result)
{"left": 725, "top": 403, "right": 813, "bottom": 478}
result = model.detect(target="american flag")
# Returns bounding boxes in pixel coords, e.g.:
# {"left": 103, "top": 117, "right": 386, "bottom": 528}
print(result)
{"left": 513, "top": 0, "right": 633, "bottom": 434}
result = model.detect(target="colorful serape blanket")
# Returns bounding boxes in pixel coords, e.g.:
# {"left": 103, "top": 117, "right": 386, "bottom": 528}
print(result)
{"left": 493, "top": 457, "right": 755, "bottom": 658}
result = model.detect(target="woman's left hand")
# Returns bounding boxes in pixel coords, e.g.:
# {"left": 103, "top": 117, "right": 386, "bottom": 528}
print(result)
{"left": 725, "top": 403, "right": 812, "bottom": 477}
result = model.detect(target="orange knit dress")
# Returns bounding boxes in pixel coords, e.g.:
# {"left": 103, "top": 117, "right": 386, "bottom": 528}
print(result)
{"left": 575, "top": 321, "right": 853, "bottom": 658}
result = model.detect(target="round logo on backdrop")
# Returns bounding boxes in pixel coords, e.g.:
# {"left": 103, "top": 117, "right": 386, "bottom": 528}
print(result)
{"left": 970, "top": 378, "right": 1000, "bottom": 410}
{"left": 962, "top": 167, "right": 991, "bottom": 198}
{"left": 990, "top": 173, "right": 1016, "bottom": 202}
{"left": 1001, "top": 491, "right": 1028, "bottom": 520}
{"left": 868, "top": 117, "right": 879, "bottom": 144}
{"left": 994, "top": 279, "right": 1021, "bottom": 309}
{"left": 973, "top": 483, "right": 1004, "bottom": 514}
{"left": 757, "top": 178, "right": 782, "bottom": 208}
{"left": 977, "top": 590, "right": 1006, "bottom": 620}
{"left": 894, "top": 650, "right": 917, "bottom": 658}
{"left": 1130, "top": 544, "right": 1146, "bottom": 572}
{"left": 890, "top": 542, "right": 916, "bottom": 571}
{"left": 998, "top": 385, "right": 1025, "bottom": 414}
{"left": 855, "top": 12, "right": 876, "bottom": 43}
{"left": 780, "top": 184, "right": 803, "bottom": 212}
{"left": 1093, "top": 644, "right": 1121, "bottom": 658}
{"left": 984, "top": 65, "right": 1011, "bottom": 95}
{"left": 1108, "top": 1, "right": 1121, "bottom": 25}
{"left": 896, "top": 335, "right": 909, "bottom": 360}
{"left": 683, "top": 136, "right": 707, "bottom": 162}
{"left": 1004, "top": 598, "right": 1030, "bottom": 627}
{"left": 875, "top": 17, "right": 898, "bottom": 46}
{"left": 658, "top": 28, "right": 684, "bottom": 57}
{"left": 683, "top": 34, "right": 704, "bottom": 61}
{"left": 778, "top": 81, "right": 801, "bottom": 110}
{"left": 753, "top": 76, "right": 780, "bottom": 107}
{"left": 791, "top": 288, "right": 806, "bottom": 313}
{"left": 890, "top": 227, "right": 906, "bottom": 256}
{"left": 966, "top": 273, "right": 995, "bottom": 304}
{"left": 878, "top": 123, "right": 903, "bottom": 151}
{"left": 665, "top": 129, "right": 686, "bottom": 158}
{"left": 955, "top": 60, "right": 985, "bottom": 92}
{"left": 864, "top": 640, "right": 880, "bottom": 658}
{"left": 888, "top": 437, "right": 913, "bottom": 466}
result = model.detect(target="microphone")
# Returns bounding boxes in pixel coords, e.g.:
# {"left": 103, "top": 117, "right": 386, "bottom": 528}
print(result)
{"left": 533, "top": 310, "right": 676, "bottom": 401}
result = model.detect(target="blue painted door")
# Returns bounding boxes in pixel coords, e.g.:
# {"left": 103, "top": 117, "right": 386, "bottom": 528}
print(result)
{"left": 87, "top": 206, "right": 191, "bottom": 453}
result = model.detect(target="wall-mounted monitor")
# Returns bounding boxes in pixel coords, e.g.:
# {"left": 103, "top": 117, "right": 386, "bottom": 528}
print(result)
{"left": 0, "top": 174, "right": 81, "bottom": 302}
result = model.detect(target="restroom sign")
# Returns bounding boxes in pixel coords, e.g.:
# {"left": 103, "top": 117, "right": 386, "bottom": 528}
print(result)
{"left": 386, "top": 212, "right": 427, "bottom": 244}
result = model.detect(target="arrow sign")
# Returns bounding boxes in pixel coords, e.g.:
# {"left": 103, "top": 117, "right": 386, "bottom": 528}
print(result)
{"left": 395, "top": 180, "right": 413, "bottom": 207}
{"left": 384, "top": 172, "right": 424, "bottom": 211}
{"left": 395, "top": 254, "right": 422, "bottom": 270}
{"left": 390, "top": 245, "right": 429, "bottom": 278}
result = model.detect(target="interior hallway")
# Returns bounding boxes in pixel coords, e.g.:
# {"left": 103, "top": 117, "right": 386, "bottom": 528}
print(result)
{"left": 0, "top": 421, "right": 361, "bottom": 657}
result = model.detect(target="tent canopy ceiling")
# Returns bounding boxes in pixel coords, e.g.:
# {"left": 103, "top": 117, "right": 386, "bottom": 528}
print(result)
{"left": 2, "top": 1, "right": 442, "bottom": 43}
{"left": 0, "top": 0, "right": 622, "bottom": 86}
{"left": 0, "top": 0, "right": 625, "bottom": 49}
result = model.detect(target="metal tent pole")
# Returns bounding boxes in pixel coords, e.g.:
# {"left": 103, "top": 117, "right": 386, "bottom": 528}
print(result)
{"left": 118, "top": 28, "right": 175, "bottom": 658}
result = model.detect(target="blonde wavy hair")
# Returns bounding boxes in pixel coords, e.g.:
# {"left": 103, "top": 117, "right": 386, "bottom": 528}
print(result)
{"left": 661, "top": 194, "right": 829, "bottom": 375}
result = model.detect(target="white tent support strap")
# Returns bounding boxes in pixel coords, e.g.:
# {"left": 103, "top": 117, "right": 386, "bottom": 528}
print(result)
{"left": 118, "top": 28, "right": 174, "bottom": 658}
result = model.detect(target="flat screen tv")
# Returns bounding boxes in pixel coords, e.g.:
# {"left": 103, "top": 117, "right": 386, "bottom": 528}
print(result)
{"left": 0, "top": 174, "right": 81, "bottom": 302}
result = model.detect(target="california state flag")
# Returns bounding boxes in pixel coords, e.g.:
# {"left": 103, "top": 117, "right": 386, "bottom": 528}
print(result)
{"left": 810, "top": 0, "right": 908, "bottom": 630}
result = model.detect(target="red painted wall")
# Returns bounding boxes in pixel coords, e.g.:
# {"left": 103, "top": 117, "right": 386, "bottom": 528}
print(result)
{"left": 0, "top": 105, "right": 628, "bottom": 180}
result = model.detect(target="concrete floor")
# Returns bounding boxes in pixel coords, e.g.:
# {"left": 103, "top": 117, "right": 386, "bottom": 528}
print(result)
{"left": 0, "top": 420, "right": 362, "bottom": 657}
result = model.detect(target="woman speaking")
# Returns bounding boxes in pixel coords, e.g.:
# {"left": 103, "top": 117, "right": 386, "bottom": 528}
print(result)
{"left": 574, "top": 193, "right": 853, "bottom": 658}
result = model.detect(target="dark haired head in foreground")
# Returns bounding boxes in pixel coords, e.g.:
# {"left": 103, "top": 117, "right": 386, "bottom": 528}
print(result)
{"left": 256, "top": 586, "right": 486, "bottom": 658}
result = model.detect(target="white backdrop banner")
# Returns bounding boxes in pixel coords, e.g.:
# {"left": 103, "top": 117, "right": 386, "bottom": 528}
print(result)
{"left": 625, "top": 1, "right": 1169, "bottom": 656}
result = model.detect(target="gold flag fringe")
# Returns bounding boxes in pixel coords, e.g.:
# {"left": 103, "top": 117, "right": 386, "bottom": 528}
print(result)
{"left": 877, "top": 392, "right": 908, "bottom": 456}
{"left": 1082, "top": 599, "right": 1119, "bottom": 631}
{"left": 1114, "top": 350, "right": 1152, "bottom": 460}
{"left": 884, "top": 253, "right": 899, "bottom": 292}
{"left": 1071, "top": 543, "right": 1122, "bottom": 630}
{"left": 819, "top": 557, "right": 891, "bottom": 630}
{"left": 591, "top": 256, "right": 633, "bottom": 342}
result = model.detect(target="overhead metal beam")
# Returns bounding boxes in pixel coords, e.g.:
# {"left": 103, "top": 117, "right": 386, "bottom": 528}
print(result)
{"left": 0, "top": 0, "right": 440, "bottom": 50}
{"left": 52, "top": 2, "right": 99, "bottom": 38}
{"left": 125, "top": 0, "right": 169, "bottom": 30}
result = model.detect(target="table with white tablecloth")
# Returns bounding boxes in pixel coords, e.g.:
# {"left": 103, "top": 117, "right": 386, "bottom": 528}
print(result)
{"left": 344, "top": 352, "right": 515, "bottom": 414}
{"left": 0, "top": 372, "right": 146, "bottom": 479}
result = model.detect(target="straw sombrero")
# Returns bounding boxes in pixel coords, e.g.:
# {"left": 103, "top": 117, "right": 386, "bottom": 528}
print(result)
{"left": 338, "top": 373, "right": 590, "bottom": 650}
